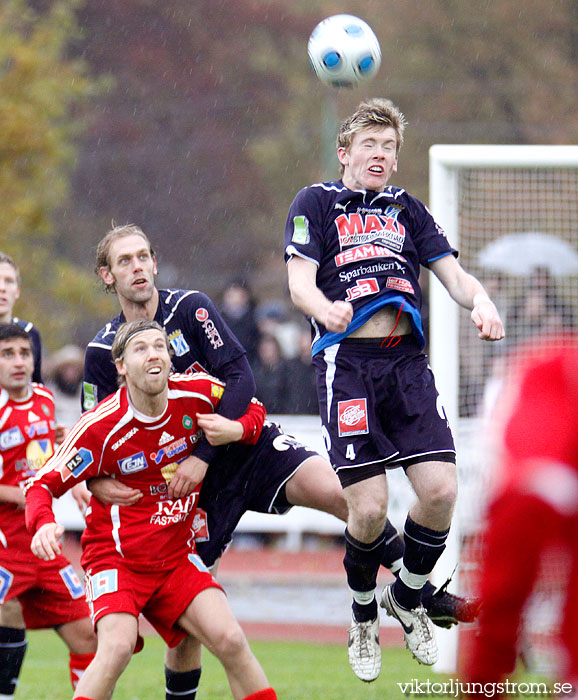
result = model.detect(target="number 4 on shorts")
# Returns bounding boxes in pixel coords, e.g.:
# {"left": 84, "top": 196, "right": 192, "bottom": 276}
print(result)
{"left": 346, "top": 443, "right": 356, "bottom": 460}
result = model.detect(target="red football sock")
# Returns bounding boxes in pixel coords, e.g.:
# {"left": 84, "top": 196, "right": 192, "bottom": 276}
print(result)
{"left": 242, "top": 688, "right": 277, "bottom": 700}
{"left": 69, "top": 651, "right": 95, "bottom": 688}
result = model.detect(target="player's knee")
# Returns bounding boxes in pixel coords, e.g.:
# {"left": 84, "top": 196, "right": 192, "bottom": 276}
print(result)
{"left": 349, "top": 501, "right": 388, "bottom": 539}
{"left": 96, "top": 634, "right": 136, "bottom": 672}
{"left": 211, "top": 622, "right": 250, "bottom": 663}
{"left": 422, "top": 479, "right": 457, "bottom": 515}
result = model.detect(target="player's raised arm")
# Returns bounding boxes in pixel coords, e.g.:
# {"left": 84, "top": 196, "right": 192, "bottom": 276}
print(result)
{"left": 430, "top": 254, "right": 505, "bottom": 341}
{"left": 287, "top": 256, "right": 353, "bottom": 333}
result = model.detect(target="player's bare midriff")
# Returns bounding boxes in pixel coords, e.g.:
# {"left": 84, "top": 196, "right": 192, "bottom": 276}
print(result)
{"left": 349, "top": 306, "right": 412, "bottom": 339}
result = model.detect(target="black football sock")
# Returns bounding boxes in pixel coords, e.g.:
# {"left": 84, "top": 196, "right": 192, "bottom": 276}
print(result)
{"left": 393, "top": 516, "right": 449, "bottom": 610}
{"left": 165, "top": 666, "right": 201, "bottom": 700}
{"left": 380, "top": 518, "right": 405, "bottom": 573}
{"left": 344, "top": 528, "right": 386, "bottom": 622}
{"left": 0, "top": 626, "right": 27, "bottom": 698}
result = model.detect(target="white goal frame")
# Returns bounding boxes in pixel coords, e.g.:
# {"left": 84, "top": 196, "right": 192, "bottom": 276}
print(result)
{"left": 428, "top": 144, "right": 578, "bottom": 673}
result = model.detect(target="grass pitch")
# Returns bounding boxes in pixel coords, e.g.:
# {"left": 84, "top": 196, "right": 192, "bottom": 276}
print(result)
{"left": 19, "top": 630, "right": 443, "bottom": 699}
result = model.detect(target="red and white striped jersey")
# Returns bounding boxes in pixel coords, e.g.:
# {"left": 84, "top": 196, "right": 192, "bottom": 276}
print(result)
{"left": 0, "top": 384, "right": 56, "bottom": 548}
{"left": 26, "top": 373, "right": 265, "bottom": 571}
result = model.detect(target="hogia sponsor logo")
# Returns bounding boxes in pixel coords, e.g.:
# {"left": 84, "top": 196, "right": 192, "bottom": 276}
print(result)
{"left": 338, "top": 398, "right": 369, "bottom": 437}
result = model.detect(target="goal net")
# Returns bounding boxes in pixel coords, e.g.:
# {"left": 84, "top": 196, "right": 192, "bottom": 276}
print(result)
{"left": 428, "top": 145, "right": 578, "bottom": 673}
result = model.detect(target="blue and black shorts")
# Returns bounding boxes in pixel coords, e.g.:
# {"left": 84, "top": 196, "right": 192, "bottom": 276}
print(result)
{"left": 196, "top": 422, "right": 319, "bottom": 567}
{"left": 313, "top": 336, "right": 455, "bottom": 488}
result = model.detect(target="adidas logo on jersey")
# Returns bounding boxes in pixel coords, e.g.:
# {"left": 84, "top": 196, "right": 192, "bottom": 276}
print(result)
{"left": 158, "top": 431, "right": 174, "bottom": 446}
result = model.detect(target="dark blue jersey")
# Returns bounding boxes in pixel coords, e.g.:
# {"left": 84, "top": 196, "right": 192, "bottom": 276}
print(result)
{"left": 284, "top": 181, "right": 457, "bottom": 355}
{"left": 13, "top": 317, "right": 42, "bottom": 383}
{"left": 82, "top": 289, "right": 255, "bottom": 463}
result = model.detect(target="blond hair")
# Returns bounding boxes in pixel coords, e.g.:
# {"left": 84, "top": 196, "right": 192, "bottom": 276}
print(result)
{"left": 337, "top": 98, "right": 407, "bottom": 169}
{"left": 111, "top": 319, "right": 171, "bottom": 386}
{"left": 0, "top": 252, "right": 21, "bottom": 286}
{"left": 95, "top": 224, "right": 155, "bottom": 293}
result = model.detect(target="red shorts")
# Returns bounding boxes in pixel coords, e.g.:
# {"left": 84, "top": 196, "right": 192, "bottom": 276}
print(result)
{"left": 0, "top": 550, "right": 89, "bottom": 629}
{"left": 84, "top": 551, "right": 223, "bottom": 647}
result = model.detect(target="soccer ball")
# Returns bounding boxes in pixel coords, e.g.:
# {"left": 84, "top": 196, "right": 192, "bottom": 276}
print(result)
{"left": 308, "top": 15, "right": 381, "bottom": 89}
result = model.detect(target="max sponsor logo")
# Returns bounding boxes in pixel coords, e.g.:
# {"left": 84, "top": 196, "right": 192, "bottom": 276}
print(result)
{"left": 111, "top": 427, "right": 138, "bottom": 451}
{"left": 344, "top": 278, "right": 379, "bottom": 302}
{"left": 195, "top": 308, "right": 224, "bottom": 349}
{"left": 338, "top": 398, "right": 369, "bottom": 437}
{"left": 335, "top": 208, "right": 406, "bottom": 252}
{"left": 118, "top": 451, "right": 148, "bottom": 475}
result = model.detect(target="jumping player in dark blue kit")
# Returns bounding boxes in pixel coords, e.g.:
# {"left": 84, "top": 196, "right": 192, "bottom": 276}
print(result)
{"left": 285, "top": 98, "right": 504, "bottom": 682}
{"left": 84, "top": 224, "right": 482, "bottom": 698}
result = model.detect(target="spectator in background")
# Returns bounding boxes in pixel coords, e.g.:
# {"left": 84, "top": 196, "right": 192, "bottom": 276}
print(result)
{"left": 0, "top": 252, "right": 42, "bottom": 382}
{"left": 507, "top": 266, "right": 575, "bottom": 346}
{"left": 256, "top": 299, "right": 301, "bottom": 360}
{"left": 219, "top": 278, "right": 260, "bottom": 367}
{"left": 45, "top": 345, "right": 85, "bottom": 427}
{"left": 286, "top": 327, "right": 318, "bottom": 414}
{"left": 253, "top": 333, "right": 290, "bottom": 414}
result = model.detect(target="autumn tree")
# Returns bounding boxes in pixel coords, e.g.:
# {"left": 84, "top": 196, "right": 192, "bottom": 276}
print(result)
{"left": 0, "top": 0, "right": 114, "bottom": 349}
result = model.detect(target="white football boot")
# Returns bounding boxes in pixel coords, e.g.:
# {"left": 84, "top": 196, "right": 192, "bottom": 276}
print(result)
{"left": 347, "top": 616, "right": 381, "bottom": 682}
{"left": 380, "top": 583, "right": 438, "bottom": 665}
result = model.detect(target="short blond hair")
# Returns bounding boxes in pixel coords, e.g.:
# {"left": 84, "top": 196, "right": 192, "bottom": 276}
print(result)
{"left": 337, "top": 98, "right": 407, "bottom": 157}
{"left": 111, "top": 319, "right": 170, "bottom": 362}
{"left": 0, "top": 252, "right": 21, "bottom": 286}
{"left": 95, "top": 224, "right": 155, "bottom": 294}
{"left": 111, "top": 319, "right": 172, "bottom": 386}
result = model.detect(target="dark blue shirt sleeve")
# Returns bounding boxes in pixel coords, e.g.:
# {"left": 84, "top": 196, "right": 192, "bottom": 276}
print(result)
{"left": 28, "top": 326, "right": 43, "bottom": 383}
{"left": 193, "top": 354, "right": 257, "bottom": 464}
{"left": 82, "top": 344, "right": 118, "bottom": 412}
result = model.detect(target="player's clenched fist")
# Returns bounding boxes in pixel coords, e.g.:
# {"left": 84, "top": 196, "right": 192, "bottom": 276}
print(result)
{"left": 325, "top": 300, "right": 354, "bottom": 333}
{"left": 31, "top": 522, "right": 64, "bottom": 561}
{"left": 471, "top": 298, "right": 505, "bottom": 341}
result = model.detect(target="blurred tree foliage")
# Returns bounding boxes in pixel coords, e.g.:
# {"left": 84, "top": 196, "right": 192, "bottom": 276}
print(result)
{"left": 0, "top": 0, "right": 114, "bottom": 350}
{"left": 1, "top": 0, "right": 576, "bottom": 347}
{"left": 60, "top": 0, "right": 577, "bottom": 310}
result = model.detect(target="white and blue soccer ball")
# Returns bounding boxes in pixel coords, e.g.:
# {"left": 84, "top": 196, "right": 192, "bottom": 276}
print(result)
{"left": 308, "top": 14, "right": 381, "bottom": 89}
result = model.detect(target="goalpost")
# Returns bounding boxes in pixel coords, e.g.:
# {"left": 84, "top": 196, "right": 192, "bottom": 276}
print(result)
{"left": 428, "top": 145, "right": 578, "bottom": 673}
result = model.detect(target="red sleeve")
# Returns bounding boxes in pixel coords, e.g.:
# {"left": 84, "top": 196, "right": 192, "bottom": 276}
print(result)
{"left": 465, "top": 492, "right": 562, "bottom": 685}
{"left": 25, "top": 483, "right": 59, "bottom": 534}
{"left": 23, "top": 417, "right": 103, "bottom": 533}
{"left": 237, "top": 397, "right": 266, "bottom": 445}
